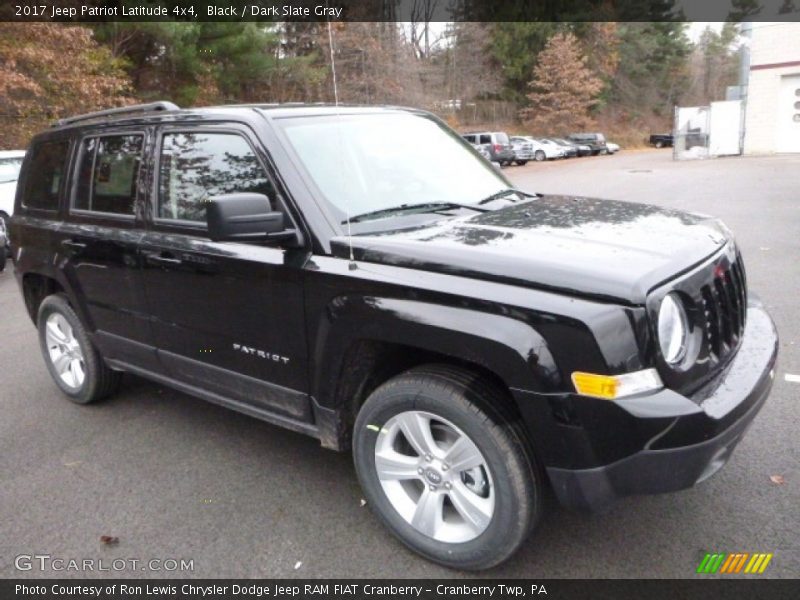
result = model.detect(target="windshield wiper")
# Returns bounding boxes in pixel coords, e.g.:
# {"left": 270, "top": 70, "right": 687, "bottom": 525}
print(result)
{"left": 344, "top": 202, "right": 489, "bottom": 224}
{"left": 477, "top": 188, "right": 537, "bottom": 205}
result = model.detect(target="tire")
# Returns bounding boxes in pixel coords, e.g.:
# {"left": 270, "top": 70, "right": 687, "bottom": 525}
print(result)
{"left": 37, "top": 293, "right": 121, "bottom": 404}
{"left": 534, "top": 150, "right": 545, "bottom": 162}
{"left": 655, "top": 141, "right": 664, "bottom": 149}
{"left": 353, "top": 365, "right": 541, "bottom": 570}
{"left": 515, "top": 160, "right": 528, "bottom": 166}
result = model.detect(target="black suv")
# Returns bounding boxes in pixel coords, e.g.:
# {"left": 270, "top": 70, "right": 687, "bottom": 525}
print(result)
{"left": 567, "top": 132, "right": 608, "bottom": 155}
{"left": 9, "top": 102, "right": 778, "bottom": 570}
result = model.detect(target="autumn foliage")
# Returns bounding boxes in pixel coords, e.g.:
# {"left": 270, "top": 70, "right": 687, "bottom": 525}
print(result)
{"left": 520, "top": 32, "right": 604, "bottom": 134}
{"left": 0, "top": 21, "right": 740, "bottom": 150}
{"left": 0, "top": 24, "right": 133, "bottom": 148}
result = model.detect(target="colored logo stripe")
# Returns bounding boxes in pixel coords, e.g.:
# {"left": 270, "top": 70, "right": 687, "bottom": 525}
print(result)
{"left": 697, "top": 552, "right": 773, "bottom": 574}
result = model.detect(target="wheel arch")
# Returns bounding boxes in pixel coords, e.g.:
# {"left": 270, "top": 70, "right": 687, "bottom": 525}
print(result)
{"left": 310, "top": 295, "right": 560, "bottom": 450}
{"left": 21, "top": 272, "right": 67, "bottom": 324}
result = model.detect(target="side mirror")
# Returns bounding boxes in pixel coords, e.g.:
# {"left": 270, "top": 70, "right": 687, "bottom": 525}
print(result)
{"left": 206, "top": 193, "right": 298, "bottom": 244}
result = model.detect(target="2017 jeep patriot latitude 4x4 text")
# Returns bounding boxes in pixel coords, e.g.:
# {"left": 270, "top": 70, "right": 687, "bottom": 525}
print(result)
{"left": 10, "top": 103, "right": 778, "bottom": 570}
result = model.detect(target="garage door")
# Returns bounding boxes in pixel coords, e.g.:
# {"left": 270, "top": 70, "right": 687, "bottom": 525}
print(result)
{"left": 776, "top": 73, "right": 800, "bottom": 153}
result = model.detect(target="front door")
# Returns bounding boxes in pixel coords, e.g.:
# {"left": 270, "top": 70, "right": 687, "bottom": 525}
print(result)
{"left": 139, "top": 124, "right": 311, "bottom": 421}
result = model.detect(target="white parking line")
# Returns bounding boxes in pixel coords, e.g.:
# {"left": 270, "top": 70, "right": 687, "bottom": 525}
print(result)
{"left": 785, "top": 373, "right": 800, "bottom": 383}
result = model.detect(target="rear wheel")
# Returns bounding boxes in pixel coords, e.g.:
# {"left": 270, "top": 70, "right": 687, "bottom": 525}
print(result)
{"left": 37, "top": 294, "right": 121, "bottom": 404}
{"left": 655, "top": 140, "right": 665, "bottom": 149}
{"left": 515, "top": 160, "right": 528, "bottom": 166}
{"left": 353, "top": 365, "right": 541, "bottom": 570}
{"left": 534, "top": 150, "right": 545, "bottom": 162}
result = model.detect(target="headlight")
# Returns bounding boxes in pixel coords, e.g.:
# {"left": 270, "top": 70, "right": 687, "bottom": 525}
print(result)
{"left": 658, "top": 293, "right": 688, "bottom": 364}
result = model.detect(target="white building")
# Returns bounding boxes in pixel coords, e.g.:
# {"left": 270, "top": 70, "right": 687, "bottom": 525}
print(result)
{"left": 742, "top": 22, "right": 800, "bottom": 154}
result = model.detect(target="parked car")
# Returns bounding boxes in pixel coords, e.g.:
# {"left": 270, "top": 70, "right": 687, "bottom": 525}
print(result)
{"left": 649, "top": 133, "right": 674, "bottom": 148}
{"left": 510, "top": 136, "right": 562, "bottom": 161}
{"left": 552, "top": 137, "right": 591, "bottom": 157}
{"left": 11, "top": 102, "right": 777, "bottom": 571}
{"left": 469, "top": 143, "right": 491, "bottom": 161}
{"left": 544, "top": 138, "right": 577, "bottom": 158}
{"left": 461, "top": 131, "right": 515, "bottom": 165}
{"left": 606, "top": 141, "right": 620, "bottom": 154}
{"left": 508, "top": 137, "right": 534, "bottom": 165}
{"left": 535, "top": 138, "right": 569, "bottom": 159}
{"left": 0, "top": 150, "right": 26, "bottom": 259}
{"left": 567, "top": 132, "right": 608, "bottom": 155}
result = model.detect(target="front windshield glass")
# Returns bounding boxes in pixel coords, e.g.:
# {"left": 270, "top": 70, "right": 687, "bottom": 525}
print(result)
{"left": 0, "top": 157, "right": 23, "bottom": 184}
{"left": 277, "top": 112, "right": 509, "bottom": 224}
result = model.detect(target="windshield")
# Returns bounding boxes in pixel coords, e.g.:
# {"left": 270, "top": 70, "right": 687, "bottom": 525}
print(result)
{"left": 277, "top": 112, "right": 509, "bottom": 225}
{"left": 0, "top": 157, "right": 23, "bottom": 184}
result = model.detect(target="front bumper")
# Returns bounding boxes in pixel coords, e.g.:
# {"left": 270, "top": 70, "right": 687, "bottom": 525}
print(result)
{"left": 545, "top": 304, "right": 778, "bottom": 511}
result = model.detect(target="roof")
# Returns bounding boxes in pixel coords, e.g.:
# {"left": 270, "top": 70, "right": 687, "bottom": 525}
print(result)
{"left": 0, "top": 150, "right": 26, "bottom": 158}
{"left": 49, "top": 101, "right": 424, "bottom": 131}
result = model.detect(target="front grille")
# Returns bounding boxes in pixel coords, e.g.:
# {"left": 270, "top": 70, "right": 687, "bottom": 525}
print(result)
{"left": 700, "top": 258, "right": 747, "bottom": 360}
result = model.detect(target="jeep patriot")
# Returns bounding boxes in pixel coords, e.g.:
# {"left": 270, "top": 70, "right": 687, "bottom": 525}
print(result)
{"left": 9, "top": 102, "right": 778, "bottom": 569}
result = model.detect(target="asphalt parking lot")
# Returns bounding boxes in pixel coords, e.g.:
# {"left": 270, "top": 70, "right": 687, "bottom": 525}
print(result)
{"left": 0, "top": 150, "right": 797, "bottom": 579}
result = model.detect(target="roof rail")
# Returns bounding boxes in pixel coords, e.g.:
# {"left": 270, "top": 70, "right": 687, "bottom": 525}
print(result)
{"left": 54, "top": 101, "right": 179, "bottom": 127}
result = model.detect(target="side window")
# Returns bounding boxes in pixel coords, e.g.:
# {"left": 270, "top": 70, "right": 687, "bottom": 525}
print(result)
{"left": 479, "top": 134, "right": 491, "bottom": 144}
{"left": 22, "top": 140, "right": 69, "bottom": 211}
{"left": 463, "top": 135, "right": 475, "bottom": 143}
{"left": 157, "top": 132, "right": 274, "bottom": 223}
{"left": 74, "top": 135, "right": 143, "bottom": 215}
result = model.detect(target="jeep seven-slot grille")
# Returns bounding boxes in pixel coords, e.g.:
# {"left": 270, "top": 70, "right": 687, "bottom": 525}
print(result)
{"left": 700, "top": 259, "right": 747, "bottom": 359}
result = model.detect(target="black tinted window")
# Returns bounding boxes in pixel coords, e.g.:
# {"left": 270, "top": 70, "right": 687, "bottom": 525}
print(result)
{"left": 23, "top": 141, "right": 69, "bottom": 210}
{"left": 479, "top": 134, "right": 491, "bottom": 144}
{"left": 74, "top": 135, "right": 143, "bottom": 215}
{"left": 158, "top": 132, "right": 273, "bottom": 223}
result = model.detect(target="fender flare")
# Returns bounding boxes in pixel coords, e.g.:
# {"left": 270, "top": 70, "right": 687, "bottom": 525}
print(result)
{"left": 310, "top": 295, "right": 562, "bottom": 409}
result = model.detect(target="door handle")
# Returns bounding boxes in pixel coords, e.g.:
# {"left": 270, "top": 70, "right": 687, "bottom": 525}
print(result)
{"left": 144, "top": 251, "right": 182, "bottom": 266}
{"left": 61, "top": 239, "right": 87, "bottom": 251}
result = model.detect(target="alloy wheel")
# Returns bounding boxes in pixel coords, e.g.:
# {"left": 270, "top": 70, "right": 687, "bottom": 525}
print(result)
{"left": 374, "top": 410, "right": 494, "bottom": 543}
{"left": 45, "top": 313, "right": 86, "bottom": 389}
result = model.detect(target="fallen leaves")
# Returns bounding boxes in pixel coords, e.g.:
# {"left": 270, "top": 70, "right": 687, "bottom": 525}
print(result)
{"left": 769, "top": 475, "right": 785, "bottom": 485}
{"left": 294, "top": 561, "right": 302, "bottom": 570}
{"left": 100, "top": 535, "right": 119, "bottom": 545}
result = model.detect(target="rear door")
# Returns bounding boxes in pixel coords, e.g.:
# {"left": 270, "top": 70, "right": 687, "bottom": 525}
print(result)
{"left": 59, "top": 129, "right": 159, "bottom": 371}
{"left": 139, "top": 122, "right": 311, "bottom": 421}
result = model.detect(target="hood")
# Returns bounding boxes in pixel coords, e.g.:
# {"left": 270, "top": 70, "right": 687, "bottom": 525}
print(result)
{"left": 331, "top": 195, "right": 730, "bottom": 304}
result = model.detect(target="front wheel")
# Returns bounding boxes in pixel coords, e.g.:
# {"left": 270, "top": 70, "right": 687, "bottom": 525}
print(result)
{"left": 38, "top": 294, "right": 121, "bottom": 404}
{"left": 515, "top": 160, "right": 528, "bottom": 166}
{"left": 534, "top": 150, "right": 545, "bottom": 162}
{"left": 353, "top": 365, "right": 541, "bottom": 570}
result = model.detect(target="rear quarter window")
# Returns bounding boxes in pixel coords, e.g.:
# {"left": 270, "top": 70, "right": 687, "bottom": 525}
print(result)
{"left": 21, "top": 140, "right": 70, "bottom": 211}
